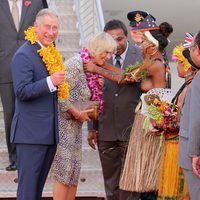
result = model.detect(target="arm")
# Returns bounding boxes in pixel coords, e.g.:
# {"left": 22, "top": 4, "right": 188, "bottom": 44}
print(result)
{"left": 59, "top": 55, "right": 90, "bottom": 123}
{"left": 84, "top": 61, "right": 132, "bottom": 84}
{"left": 188, "top": 74, "right": 200, "bottom": 177}
{"left": 188, "top": 74, "right": 200, "bottom": 157}
{"left": 59, "top": 55, "right": 83, "bottom": 113}
{"left": 11, "top": 53, "right": 52, "bottom": 101}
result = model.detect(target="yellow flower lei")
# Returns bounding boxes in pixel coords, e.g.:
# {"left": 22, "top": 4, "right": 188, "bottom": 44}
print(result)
{"left": 172, "top": 45, "right": 191, "bottom": 71}
{"left": 25, "top": 26, "right": 69, "bottom": 101}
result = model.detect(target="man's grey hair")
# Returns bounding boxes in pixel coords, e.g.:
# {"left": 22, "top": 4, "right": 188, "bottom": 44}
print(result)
{"left": 35, "top": 8, "right": 58, "bottom": 24}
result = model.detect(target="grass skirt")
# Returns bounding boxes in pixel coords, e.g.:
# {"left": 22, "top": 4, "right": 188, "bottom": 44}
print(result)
{"left": 157, "top": 135, "right": 190, "bottom": 200}
{"left": 119, "top": 111, "right": 164, "bottom": 192}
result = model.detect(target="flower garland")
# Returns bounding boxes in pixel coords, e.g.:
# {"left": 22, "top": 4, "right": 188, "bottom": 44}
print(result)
{"left": 24, "top": 26, "right": 69, "bottom": 101}
{"left": 80, "top": 47, "right": 103, "bottom": 113}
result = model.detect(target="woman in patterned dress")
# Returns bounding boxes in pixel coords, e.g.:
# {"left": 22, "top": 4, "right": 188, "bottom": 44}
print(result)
{"left": 52, "top": 32, "right": 117, "bottom": 200}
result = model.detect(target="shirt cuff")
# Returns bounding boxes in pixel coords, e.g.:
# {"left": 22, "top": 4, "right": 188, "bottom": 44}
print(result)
{"left": 46, "top": 76, "right": 57, "bottom": 92}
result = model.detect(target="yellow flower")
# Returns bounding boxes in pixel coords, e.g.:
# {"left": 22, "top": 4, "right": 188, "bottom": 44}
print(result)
{"left": 24, "top": 27, "right": 38, "bottom": 44}
{"left": 172, "top": 45, "right": 191, "bottom": 71}
{"left": 159, "top": 102, "right": 168, "bottom": 112}
{"left": 25, "top": 26, "right": 69, "bottom": 101}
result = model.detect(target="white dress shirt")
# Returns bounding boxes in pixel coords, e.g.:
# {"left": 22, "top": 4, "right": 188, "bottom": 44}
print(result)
{"left": 8, "top": 0, "right": 22, "bottom": 20}
{"left": 112, "top": 42, "right": 129, "bottom": 69}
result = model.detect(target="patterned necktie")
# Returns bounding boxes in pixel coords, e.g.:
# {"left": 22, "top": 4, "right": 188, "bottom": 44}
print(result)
{"left": 11, "top": 0, "right": 19, "bottom": 31}
{"left": 115, "top": 55, "right": 121, "bottom": 68}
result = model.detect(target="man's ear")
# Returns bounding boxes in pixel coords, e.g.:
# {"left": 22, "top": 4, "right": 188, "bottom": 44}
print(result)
{"left": 197, "top": 45, "right": 200, "bottom": 56}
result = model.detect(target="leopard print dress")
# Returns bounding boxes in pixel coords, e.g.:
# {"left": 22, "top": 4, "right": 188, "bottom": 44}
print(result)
{"left": 52, "top": 54, "right": 91, "bottom": 186}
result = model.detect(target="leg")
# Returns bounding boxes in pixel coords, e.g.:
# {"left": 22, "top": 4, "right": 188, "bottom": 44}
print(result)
{"left": 0, "top": 83, "right": 16, "bottom": 164}
{"left": 53, "top": 181, "right": 77, "bottom": 200}
{"left": 38, "top": 145, "right": 57, "bottom": 198}
{"left": 183, "top": 169, "right": 200, "bottom": 200}
{"left": 16, "top": 144, "right": 55, "bottom": 200}
{"left": 118, "top": 141, "right": 141, "bottom": 200}
{"left": 53, "top": 181, "right": 69, "bottom": 200}
{"left": 140, "top": 192, "right": 157, "bottom": 200}
{"left": 98, "top": 140, "right": 120, "bottom": 200}
{"left": 66, "top": 186, "right": 77, "bottom": 200}
{"left": 98, "top": 140, "right": 140, "bottom": 200}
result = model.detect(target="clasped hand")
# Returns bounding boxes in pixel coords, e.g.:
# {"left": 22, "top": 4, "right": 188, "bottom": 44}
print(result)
{"left": 192, "top": 156, "right": 200, "bottom": 178}
{"left": 50, "top": 69, "right": 66, "bottom": 86}
{"left": 76, "top": 111, "right": 90, "bottom": 123}
{"left": 83, "top": 61, "right": 97, "bottom": 73}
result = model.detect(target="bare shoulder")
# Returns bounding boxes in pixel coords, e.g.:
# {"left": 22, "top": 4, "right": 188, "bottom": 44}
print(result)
{"left": 149, "top": 59, "right": 165, "bottom": 74}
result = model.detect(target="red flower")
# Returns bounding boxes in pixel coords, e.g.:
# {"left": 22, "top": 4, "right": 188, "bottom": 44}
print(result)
{"left": 24, "top": 0, "right": 31, "bottom": 7}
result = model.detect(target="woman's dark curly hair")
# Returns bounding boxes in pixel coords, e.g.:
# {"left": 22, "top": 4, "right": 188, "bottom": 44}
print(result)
{"left": 150, "top": 22, "right": 173, "bottom": 52}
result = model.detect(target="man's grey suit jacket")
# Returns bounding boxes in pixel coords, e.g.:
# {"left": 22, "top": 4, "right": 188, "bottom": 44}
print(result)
{"left": 98, "top": 43, "right": 142, "bottom": 142}
{"left": 0, "top": 0, "right": 44, "bottom": 83}
{"left": 179, "top": 71, "right": 200, "bottom": 170}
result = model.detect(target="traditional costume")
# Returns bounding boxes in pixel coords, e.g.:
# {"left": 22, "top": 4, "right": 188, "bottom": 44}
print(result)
{"left": 120, "top": 14, "right": 172, "bottom": 193}
{"left": 158, "top": 33, "right": 197, "bottom": 200}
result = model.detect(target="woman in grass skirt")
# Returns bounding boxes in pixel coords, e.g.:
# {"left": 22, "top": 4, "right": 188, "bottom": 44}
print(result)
{"left": 119, "top": 19, "right": 173, "bottom": 193}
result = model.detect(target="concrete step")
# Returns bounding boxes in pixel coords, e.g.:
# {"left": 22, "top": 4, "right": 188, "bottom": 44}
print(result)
{"left": 59, "top": 14, "right": 79, "bottom": 32}
{"left": 0, "top": 146, "right": 102, "bottom": 170}
{"left": 0, "top": 168, "right": 105, "bottom": 198}
{"left": 60, "top": 50, "right": 80, "bottom": 62}
{"left": 0, "top": 127, "right": 6, "bottom": 149}
{"left": 56, "top": 31, "right": 80, "bottom": 51}
{"left": 49, "top": 0, "right": 75, "bottom": 15}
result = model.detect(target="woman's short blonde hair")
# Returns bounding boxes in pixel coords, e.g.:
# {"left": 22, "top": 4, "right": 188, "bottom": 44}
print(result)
{"left": 85, "top": 32, "right": 117, "bottom": 57}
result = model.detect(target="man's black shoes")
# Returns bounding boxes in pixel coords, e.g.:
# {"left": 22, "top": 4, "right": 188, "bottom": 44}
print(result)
{"left": 6, "top": 162, "right": 17, "bottom": 171}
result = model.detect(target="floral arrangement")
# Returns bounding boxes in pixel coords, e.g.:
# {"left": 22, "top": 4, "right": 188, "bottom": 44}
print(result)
{"left": 80, "top": 47, "right": 103, "bottom": 113}
{"left": 24, "top": 26, "right": 69, "bottom": 101}
{"left": 143, "top": 94, "right": 178, "bottom": 137}
{"left": 122, "top": 61, "right": 149, "bottom": 82}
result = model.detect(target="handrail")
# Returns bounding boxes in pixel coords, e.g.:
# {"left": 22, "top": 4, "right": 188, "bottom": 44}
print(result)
{"left": 95, "top": 0, "right": 105, "bottom": 31}
{"left": 75, "top": 0, "right": 105, "bottom": 46}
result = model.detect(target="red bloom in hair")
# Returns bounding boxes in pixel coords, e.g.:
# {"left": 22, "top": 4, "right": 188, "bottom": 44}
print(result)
{"left": 24, "top": 0, "right": 31, "bottom": 7}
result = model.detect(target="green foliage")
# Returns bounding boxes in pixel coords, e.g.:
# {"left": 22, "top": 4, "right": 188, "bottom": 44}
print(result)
{"left": 122, "top": 62, "right": 149, "bottom": 80}
{"left": 122, "top": 62, "right": 141, "bottom": 77}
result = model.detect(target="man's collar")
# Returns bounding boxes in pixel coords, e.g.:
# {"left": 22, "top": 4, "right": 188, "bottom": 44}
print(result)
{"left": 37, "top": 41, "right": 45, "bottom": 48}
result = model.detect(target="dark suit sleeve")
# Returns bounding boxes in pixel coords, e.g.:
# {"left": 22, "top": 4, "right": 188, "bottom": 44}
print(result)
{"left": 188, "top": 73, "right": 200, "bottom": 156}
{"left": 11, "top": 53, "right": 50, "bottom": 101}
{"left": 88, "top": 120, "right": 98, "bottom": 131}
{"left": 41, "top": 0, "right": 48, "bottom": 8}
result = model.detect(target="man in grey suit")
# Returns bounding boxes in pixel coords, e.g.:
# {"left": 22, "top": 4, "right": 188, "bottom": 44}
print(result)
{"left": 179, "top": 31, "right": 200, "bottom": 200}
{"left": 0, "top": 0, "right": 47, "bottom": 170}
{"left": 87, "top": 20, "right": 142, "bottom": 200}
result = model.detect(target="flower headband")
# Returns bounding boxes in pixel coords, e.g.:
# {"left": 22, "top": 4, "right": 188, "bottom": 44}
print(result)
{"left": 172, "top": 33, "right": 194, "bottom": 71}
{"left": 172, "top": 45, "right": 191, "bottom": 71}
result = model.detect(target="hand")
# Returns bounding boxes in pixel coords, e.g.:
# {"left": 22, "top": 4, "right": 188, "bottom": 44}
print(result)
{"left": 50, "top": 69, "right": 66, "bottom": 86}
{"left": 83, "top": 61, "right": 97, "bottom": 73}
{"left": 87, "top": 131, "right": 97, "bottom": 150}
{"left": 150, "top": 118, "right": 163, "bottom": 130}
{"left": 98, "top": 75, "right": 104, "bottom": 87}
{"left": 76, "top": 111, "right": 90, "bottom": 123}
{"left": 192, "top": 156, "right": 200, "bottom": 178}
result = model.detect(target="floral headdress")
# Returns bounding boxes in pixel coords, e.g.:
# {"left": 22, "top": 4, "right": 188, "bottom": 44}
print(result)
{"left": 24, "top": 26, "right": 69, "bottom": 101}
{"left": 172, "top": 45, "right": 191, "bottom": 71}
{"left": 172, "top": 33, "right": 194, "bottom": 72}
